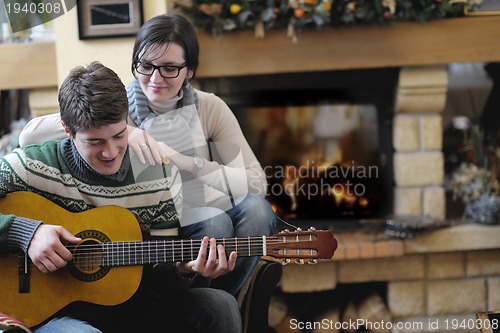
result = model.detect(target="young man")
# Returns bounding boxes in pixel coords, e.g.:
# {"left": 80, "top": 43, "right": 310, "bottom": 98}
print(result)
{"left": 0, "top": 62, "right": 241, "bottom": 333}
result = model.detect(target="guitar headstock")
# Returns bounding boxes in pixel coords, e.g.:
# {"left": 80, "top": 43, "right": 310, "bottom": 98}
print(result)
{"left": 266, "top": 228, "right": 338, "bottom": 265}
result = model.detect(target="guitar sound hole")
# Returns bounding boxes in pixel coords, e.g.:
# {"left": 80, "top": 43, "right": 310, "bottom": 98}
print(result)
{"left": 68, "top": 230, "right": 111, "bottom": 282}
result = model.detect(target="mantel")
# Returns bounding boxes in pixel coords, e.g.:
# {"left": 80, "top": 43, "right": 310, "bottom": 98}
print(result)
{"left": 0, "top": 41, "right": 57, "bottom": 90}
{"left": 196, "top": 15, "right": 500, "bottom": 78}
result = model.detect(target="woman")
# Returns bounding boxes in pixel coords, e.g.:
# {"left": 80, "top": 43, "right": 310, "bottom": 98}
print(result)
{"left": 19, "top": 14, "right": 276, "bottom": 298}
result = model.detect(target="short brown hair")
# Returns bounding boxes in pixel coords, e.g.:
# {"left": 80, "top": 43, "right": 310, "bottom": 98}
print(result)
{"left": 131, "top": 14, "right": 199, "bottom": 80}
{"left": 59, "top": 61, "right": 127, "bottom": 136}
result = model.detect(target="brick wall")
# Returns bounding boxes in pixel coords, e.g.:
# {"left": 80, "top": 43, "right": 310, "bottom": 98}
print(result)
{"left": 389, "top": 249, "right": 500, "bottom": 317}
{"left": 393, "top": 65, "right": 447, "bottom": 221}
{"left": 273, "top": 66, "right": 500, "bottom": 331}
{"left": 278, "top": 240, "right": 500, "bottom": 327}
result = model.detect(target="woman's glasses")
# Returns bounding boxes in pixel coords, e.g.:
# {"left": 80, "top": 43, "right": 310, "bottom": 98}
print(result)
{"left": 135, "top": 62, "right": 187, "bottom": 79}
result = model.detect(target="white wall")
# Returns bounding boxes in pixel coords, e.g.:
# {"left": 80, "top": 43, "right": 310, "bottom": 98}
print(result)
{"left": 53, "top": 1, "right": 168, "bottom": 86}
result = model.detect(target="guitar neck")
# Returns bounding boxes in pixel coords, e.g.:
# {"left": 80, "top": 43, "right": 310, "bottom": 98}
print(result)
{"left": 97, "top": 236, "right": 267, "bottom": 267}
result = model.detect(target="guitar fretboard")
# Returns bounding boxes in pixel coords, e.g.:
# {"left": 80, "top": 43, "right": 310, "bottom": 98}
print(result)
{"left": 98, "top": 237, "right": 267, "bottom": 267}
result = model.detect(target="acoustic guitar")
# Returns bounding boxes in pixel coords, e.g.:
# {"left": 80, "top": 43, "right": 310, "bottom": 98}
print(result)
{"left": 0, "top": 192, "right": 337, "bottom": 327}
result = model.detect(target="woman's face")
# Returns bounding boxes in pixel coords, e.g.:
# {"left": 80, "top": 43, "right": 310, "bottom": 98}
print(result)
{"left": 137, "top": 42, "right": 191, "bottom": 103}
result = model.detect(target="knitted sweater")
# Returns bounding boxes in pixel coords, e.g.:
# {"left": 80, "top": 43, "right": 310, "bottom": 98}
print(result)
{"left": 0, "top": 138, "right": 182, "bottom": 254}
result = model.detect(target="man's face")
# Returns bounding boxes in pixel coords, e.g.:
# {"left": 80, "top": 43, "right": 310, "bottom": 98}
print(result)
{"left": 68, "top": 119, "right": 129, "bottom": 175}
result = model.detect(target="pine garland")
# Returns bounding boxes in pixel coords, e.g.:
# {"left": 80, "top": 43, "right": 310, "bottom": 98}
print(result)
{"left": 174, "top": 0, "right": 481, "bottom": 39}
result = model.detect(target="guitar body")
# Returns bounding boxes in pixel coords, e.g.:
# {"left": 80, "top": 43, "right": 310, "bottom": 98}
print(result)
{"left": 0, "top": 192, "right": 144, "bottom": 327}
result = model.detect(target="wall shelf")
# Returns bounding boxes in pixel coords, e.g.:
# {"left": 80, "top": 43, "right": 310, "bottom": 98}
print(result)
{"left": 0, "top": 41, "right": 57, "bottom": 90}
{"left": 196, "top": 16, "right": 500, "bottom": 78}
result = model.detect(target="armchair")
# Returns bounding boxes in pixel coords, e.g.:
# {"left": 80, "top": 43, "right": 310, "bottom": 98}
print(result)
{"left": 239, "top": 258, "right": 283, "bottom": 333}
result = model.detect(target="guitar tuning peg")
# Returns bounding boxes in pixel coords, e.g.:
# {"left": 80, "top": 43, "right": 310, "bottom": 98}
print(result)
{"left": 308, "top": 226, "right": 316, "bottom": 231}
{"left": 296, "top": 227, "right": 302, "bottom": 232}
{"left": 281, "top": 258, "right": 291, "bottom": 265}
{"left": 308, "top": 259, "right": 318, "bottom": 265}
{"left": 281, "top": 229, "right": 290, "bottom": 233}
{"left": 295, "top": 259, "right": 305, "bottom": 265}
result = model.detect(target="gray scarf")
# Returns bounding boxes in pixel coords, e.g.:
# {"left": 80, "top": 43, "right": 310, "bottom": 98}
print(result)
{"left": 127, "top": 79, "right": 199, "bottom": 130}
{"left": 126, "top": 79, "right": 206, "bottom": 208}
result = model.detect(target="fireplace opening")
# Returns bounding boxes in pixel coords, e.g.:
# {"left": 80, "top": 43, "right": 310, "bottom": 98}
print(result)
{"left": 197, "top": 68, "right": 399, "bottom": 226}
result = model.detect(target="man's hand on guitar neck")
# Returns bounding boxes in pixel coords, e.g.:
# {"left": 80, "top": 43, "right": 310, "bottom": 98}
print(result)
{"left": 28, "top": 224, "right": 82, "bottom": 273}
{"left": 175, "top": 237, "right": 237, "bottom": 279}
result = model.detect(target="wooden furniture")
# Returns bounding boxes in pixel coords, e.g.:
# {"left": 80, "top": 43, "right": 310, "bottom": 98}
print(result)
{"left": 240, "top": 259, "right": 283, "bottom": 333}
{"left": 476, "top": 311, "right": 500, "bottom": 333}
{"left": 0, "top": 41, "right": 57, "bottom": 136}
{"left": 196, "top": 16, "right": 500, "bottom": 78}
{"left": 0, "top": 42, "right": 57, "bottom": 91}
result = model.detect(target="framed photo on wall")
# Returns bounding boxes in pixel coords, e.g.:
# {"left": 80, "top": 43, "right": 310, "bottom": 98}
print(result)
{"left": 77, "top": 0, "right": 144, "bottom": 40}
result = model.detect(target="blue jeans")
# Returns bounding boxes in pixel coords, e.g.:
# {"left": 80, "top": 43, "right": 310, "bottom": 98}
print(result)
{"left": 180, "top": 195, "right": 277, "bottom": 297}
{"left": 34, "top": 288, "right": 241, "bottom": 333}
{"left": 34, "top": 317, "right": 101, "bottom": 333}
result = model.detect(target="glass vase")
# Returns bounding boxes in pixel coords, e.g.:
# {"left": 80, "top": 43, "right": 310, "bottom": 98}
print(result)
{"left": 465, "top": 195, "right": 500, "bottom": 225}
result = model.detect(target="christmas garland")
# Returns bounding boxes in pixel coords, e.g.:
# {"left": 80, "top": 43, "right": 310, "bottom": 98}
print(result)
{"left": 174, "top": 0, "right": 483, "bottom": 40}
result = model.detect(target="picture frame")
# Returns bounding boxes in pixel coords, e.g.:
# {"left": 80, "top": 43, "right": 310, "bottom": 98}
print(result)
{"left": 77, "top": 0, "right": 144, "bottom": 40}
{"left": 465, "top": 0, "right": 500, "bottom": 16}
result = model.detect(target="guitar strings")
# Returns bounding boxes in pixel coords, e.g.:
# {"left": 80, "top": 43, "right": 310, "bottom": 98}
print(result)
{"left": 5, "top": 235, "right": 320, "bottom": 271}
{"left": 4, "top": 234, "right": 321, "bottom": 271}
{"left": 69, "top": 235, "right": 319, "bottom": 268}
{"left": 67, "top": 237, "right": 315, "bottom": 258}
{"left": 66, "top": 235, "right": 317, "bottom": 251}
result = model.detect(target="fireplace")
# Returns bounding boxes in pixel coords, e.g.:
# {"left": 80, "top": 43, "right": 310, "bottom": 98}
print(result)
{"left": 197, "top": 68, "right": 399, "bottom": 225}
{"left": 193, "top": 20, "right": 500, "bottom": 331}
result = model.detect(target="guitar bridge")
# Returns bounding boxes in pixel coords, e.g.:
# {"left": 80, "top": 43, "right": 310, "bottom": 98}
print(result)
{"left": 17, "top": 253, "right": 30, "bottom": 293}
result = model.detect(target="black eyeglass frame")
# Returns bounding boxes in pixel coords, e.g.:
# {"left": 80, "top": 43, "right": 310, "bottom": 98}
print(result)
{"left": 135, "top": 62, "right": 188, "bottom": 79}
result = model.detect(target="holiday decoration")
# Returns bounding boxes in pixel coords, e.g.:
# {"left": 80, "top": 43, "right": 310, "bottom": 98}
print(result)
{"left": 173, "top": 0, "right": 482, "bottom": 40}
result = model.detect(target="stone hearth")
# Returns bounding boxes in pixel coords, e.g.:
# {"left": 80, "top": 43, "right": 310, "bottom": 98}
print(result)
{"left": 274, "top": 224, "right": 500, "bottom": 328}
{"left": 199, "top": 62, "right": 500, "bottom": 332}
{"left": 192, "top": 16, "right": 500, "bottom": 331}
{"left": 266, "top": 65, "right": 500, "bottom": 329}
{"left": 263, "top": 65, "right": 500, "bottom": 331}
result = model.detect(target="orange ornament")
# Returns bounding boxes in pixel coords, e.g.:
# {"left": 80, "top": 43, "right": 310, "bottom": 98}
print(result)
{"left": 294, "top": 8, "right": 305, "bottom": 18}
{"left": 198, "top": 4, "right": 212, "bottom": 16}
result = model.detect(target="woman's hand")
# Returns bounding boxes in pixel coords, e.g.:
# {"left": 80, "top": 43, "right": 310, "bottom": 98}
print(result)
{"left": 128, "top": 125, "right": 185, "bottom": 166}
{"left": 127, "top": 126, "right": 197, "bottom": 172}
{"left": 27, "top": 225, "right": 82, "bottom": 273}
{"left": 128, "top": 126, "right": 165, "bottom": 165}
{"left": 175, "top": 237, "right": 237, "bottom": 279}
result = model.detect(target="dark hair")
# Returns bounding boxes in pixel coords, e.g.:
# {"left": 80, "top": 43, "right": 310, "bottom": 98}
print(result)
{"left": 131, "top": 14, "right": 199, "bottom": 80}
{"left": 59, "top": 61, "right": 128, "bottom": 136}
